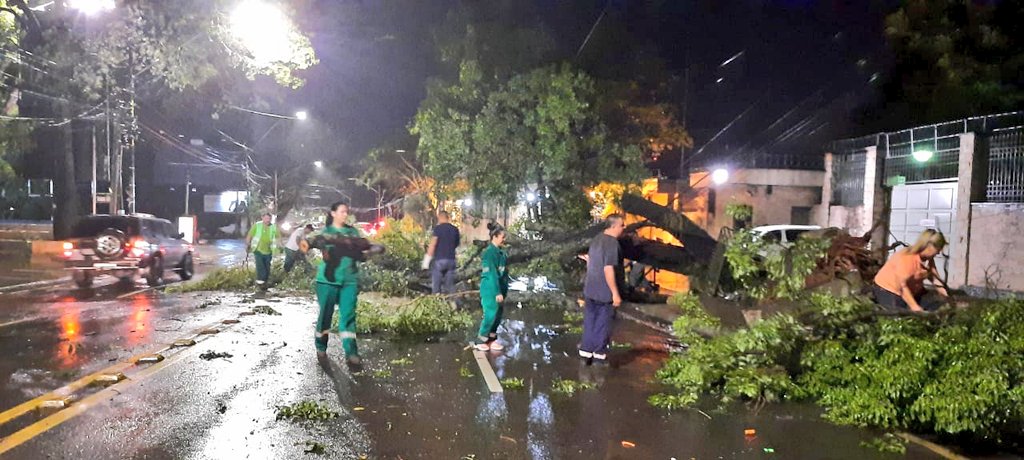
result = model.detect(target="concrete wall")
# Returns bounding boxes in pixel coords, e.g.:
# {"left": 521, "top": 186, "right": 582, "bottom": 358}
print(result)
{"left": 812, "top": 148, "right": 886, "bottom": 243}
{"left": 966, "top": 203, "right": 1024, "bottom": 293}
{"left": 708, "top": 183, "right": 823, "bottom": 238}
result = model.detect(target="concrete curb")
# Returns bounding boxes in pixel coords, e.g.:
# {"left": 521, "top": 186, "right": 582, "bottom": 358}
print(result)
{"left": 0, "top": 277, "right": 69, "bottom": 294}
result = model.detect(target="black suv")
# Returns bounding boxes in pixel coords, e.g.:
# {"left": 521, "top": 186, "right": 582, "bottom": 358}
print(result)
{"left": 63, "top": 214, "right": 195, "bottom": 288}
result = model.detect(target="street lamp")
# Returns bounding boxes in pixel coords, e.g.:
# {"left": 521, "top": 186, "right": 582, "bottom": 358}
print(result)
{"left": 68, "top": 0, "right": 115, "bottom": 15}
{"left": 230, "top": 0, "right": 295, "bottom": 65}
{"left": 313, "top": 160, "right": 323, "bottom": 168}
{"left": 912, "top": 149, "right": 934, "bottom": 163}
{"left": 295, "top": 110, "right": 308, "bottom": 121}
{"left": 711, "top": 168, "right": 730, "bottom": 185}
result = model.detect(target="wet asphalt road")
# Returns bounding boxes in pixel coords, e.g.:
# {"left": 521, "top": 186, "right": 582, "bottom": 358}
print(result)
{"left": 0, "top": 245, "right": 945, "bottom": 459}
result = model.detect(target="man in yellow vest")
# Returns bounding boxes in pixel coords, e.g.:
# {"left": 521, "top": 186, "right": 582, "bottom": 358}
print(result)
{"left": 245, "top": 213, "right": 278, "bottom": 288}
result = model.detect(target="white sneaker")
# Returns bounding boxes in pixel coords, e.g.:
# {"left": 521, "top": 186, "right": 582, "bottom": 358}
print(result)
{"left": 592, "top": 353, "right": 607, "bottom": 361}
{"left": 578, "top": 350, "right": 593, "bottom": 358}
{"left": 488, "top": 341, "right": 505, "bottom": 351}
{"left": 473, "top": 342, "right": 490, "bottom": 351}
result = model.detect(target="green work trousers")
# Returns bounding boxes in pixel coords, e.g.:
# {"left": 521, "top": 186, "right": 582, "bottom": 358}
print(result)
{"left": 476, "top": 294, "right": 503, "bottom": 342}
{"left": 315, "top": 281, "right": 359, "bottom": 357}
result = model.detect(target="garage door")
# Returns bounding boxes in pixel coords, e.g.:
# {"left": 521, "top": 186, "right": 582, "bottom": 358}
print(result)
{"left": 888, "top": 182, "right": 957, "bottom": 269}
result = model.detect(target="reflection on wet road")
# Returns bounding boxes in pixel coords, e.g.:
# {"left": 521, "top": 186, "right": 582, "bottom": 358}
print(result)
{"left": 0, "top": 263, "right": 943, "bottom": 459}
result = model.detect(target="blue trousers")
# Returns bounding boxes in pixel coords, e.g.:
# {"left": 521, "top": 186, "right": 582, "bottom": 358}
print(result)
{"left": 580, "top": 298, "right": 615, "bottom": 355}
{"left": 431, "top": 258, "right": 457, "bottom": 294}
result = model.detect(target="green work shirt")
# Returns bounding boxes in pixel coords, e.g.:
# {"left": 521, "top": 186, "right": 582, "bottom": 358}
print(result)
{"left": 480, "top": 243, "right": 509, "bottom": 297}
{"left": 247, "top": 222, "right": 277, "bottom": 254}
{"left": 315, "top": 225, "right": 361, "bottom": 286}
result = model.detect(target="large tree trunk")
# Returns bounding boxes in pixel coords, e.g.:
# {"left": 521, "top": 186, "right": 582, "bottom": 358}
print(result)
{"left": 619, "top": 193, "right": 718, "bottom": 261}
{"left": 53, "top": 102, "right": 80, "bottom": 240}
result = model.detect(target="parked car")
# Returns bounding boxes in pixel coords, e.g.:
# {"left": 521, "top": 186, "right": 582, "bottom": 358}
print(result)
{"left": 750, "top": 225, "right": 822, "bottom": 246}
{"left": 63, "top": 214, "right": 194, "bottom": 288}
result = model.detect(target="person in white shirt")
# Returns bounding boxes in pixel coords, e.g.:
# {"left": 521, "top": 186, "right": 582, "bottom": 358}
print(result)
{"left": 284, "top": 224, "right": 315, "bottom": 273}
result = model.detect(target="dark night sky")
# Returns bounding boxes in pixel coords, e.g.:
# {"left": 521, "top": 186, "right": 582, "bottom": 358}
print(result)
{"left": 124, "top": 0, "right": 903, "bottom": 214}
{"left": 274, "top": 0, "right": 898, "bottom": 172}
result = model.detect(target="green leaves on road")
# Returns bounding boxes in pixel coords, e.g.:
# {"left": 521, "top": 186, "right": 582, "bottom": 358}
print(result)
{"left": 276, "top": 401, "right": 339, "bottom": 421}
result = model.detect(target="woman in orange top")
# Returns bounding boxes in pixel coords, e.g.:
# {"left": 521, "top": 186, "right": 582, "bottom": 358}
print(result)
{"left": 873, "top": 229, "right": 949, "bottom": 312}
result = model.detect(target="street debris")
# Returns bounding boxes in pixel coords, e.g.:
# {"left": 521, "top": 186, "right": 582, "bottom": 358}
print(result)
{"left": 499, "top": 435, "right": 517, "bottom": 444}
{"left": 338, "top": 296, "right": 472, "bottom": 336}
{"left": 199, "top": 351, "right": 233, "bottom": 360}
{"left": 744, "top": 428, "right": 756, "bottom": 437}
{"left": 300, "top": 440, "right": 326, "bottom": 455}
{"left": 499, "top": 377, "right": 525, "bottom": 390}
{"left": 551, "top": 378, "right": 596, "bottom": 396}
{"left": 372, "top": 369, "right": 393, "bottom": 378}
{"left": 621, "top": 441, "right": 636, "bottom": 448}
{"left": 459, "top": 365, "right": 474, "bottom": 378}
{"left": 389, "top": 357, "right": 413, "bottom": 366}
{"left": 276, "top": 401, "right": 339, "bottom": 421}
{"left": 252, "top": 305, "right": 281, "bottom": 315}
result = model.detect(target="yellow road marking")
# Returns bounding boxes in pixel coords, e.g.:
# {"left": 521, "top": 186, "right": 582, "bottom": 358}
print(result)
{"left": 0, "top": 338, "right": 200, "bottom": 455}
{"left": 472, "top": 349, "right": 503, "bottom": 393}
{"left": 0, "top": 359, "right": 137, "bottom": 426}
{"left": 0, "top": 319, "right": 225, "bottom": 430}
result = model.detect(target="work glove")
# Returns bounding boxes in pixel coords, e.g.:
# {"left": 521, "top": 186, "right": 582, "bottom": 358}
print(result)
{"left": 421, "top": 255, "right": 432, "bottom": 270}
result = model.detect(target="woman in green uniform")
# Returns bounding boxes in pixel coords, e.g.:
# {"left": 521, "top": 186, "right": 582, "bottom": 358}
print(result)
{"left": 310, "top": 202, "right": 364, "bottom": 366}
{"left": 474, "top": 225, "right": 509, "bottom": 351}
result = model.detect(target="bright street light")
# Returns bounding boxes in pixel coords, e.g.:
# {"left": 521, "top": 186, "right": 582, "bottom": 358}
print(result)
{"left": 313, "top": 160, "right": 323, "bottom": 168}
{"left": 711, "top": 168, "right": 730, "bottom": 185}
{"left": 68, "top": 0, "right": 115, "bottom": 15}
{"left": 295, "top": 110, "right": 308, "bottom": 121}
{"left": 230, "top": 0, "right": 295, "bottom": 65}
{"left": 912, "top": 149, "right": 934, "bottom": 163}
{"left": 463, "top": 198, "right": 473, "bottom": 207}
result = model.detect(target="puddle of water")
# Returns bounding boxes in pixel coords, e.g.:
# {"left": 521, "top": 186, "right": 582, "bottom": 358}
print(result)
{"left": 339, "top": 306, "right": 936, "bottom": 459}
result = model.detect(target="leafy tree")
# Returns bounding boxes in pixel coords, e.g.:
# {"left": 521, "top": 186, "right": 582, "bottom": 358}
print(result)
{"left": 7, "top": 1, "right": 315, "bottom": 236}
{"left": 882, "top": 0, "right": 1024, "bottom": 123}
{"left": 413, "top": 62, "right": 644, "bottom": 224}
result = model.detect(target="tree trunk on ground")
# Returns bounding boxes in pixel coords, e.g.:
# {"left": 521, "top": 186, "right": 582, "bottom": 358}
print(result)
{"left": 619, "top": 193, "right": 718, "bottom": 261}
{"left": 53, "top": 102, "right": 80, "bottom": 240}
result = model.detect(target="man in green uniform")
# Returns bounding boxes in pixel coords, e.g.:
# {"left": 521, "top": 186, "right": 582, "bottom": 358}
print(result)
{"left": 307, "top": 202, "right": 364, "bottom": 366}
{"left": 245, "top": 213, "right": 277, "bottom": 288}
{"left": 475, "top": 224, "right": 509, "bottom": 351}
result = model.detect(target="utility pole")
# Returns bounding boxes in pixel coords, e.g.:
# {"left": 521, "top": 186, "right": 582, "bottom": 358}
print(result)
{"left": 124, "top": 49, "right": 138, "bottom": 214}
{"left": 91, "top": 125, "right": 97, "bottom": 214}
{"left": 273, "top": 169, "right": 278, "bottom": 214}
{"left": 109, "top": 83, "right": 122, "bottom": 215}
{"left": 184, "top": 167, "right": 191, "bottom": 215}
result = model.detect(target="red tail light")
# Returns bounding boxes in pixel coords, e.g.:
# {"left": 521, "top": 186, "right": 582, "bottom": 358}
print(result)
{"left": 129, "top": 238, "right": 150, "bottom": 257}
{"left": 62, "top": 242, "right": 73, "bottom": 258}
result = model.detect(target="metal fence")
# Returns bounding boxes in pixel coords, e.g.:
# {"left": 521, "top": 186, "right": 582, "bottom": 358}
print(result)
{"left": 829, "top": 112, "right": 1024, "bottom": 203}
{"left": 881, "top": 112, "right": 1024, "bottom": 185}
{"left": 831, "top": 152, "right": 866, "bottom": 206}
{"left": 987, "top": 128, "right": 1024, "bottom": 203}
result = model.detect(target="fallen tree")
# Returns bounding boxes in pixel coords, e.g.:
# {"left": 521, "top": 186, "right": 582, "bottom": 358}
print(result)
{"left": 653, "top": 293, "right": 1024, "bottom": 454}
{"left": 620, "top": 193, "right": 718, "bottom": 262}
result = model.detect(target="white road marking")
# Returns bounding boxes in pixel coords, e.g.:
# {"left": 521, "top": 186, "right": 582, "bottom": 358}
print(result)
{"left": 472, "top": 349, "right": 503, "bottom": 393}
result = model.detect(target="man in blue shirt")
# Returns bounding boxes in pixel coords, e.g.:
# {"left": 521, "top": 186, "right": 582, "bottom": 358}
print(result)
{"left": 580, "top": 214, "right": 625, "bottom": 364}
{"left": 422, "top": 210, "right": 461, "bottom": 294}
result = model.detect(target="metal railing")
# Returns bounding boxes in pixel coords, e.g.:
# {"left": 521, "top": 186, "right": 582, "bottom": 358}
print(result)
{"left": 987, "top": 128, "right": 1024, "bottom": 203}
{"left": 831, "top": 152, "right": 866, "bottom": 206}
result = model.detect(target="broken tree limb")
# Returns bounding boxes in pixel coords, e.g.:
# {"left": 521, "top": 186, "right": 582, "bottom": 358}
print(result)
{"left": 619, "top": 193, "right": 718, "bottom": 262}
